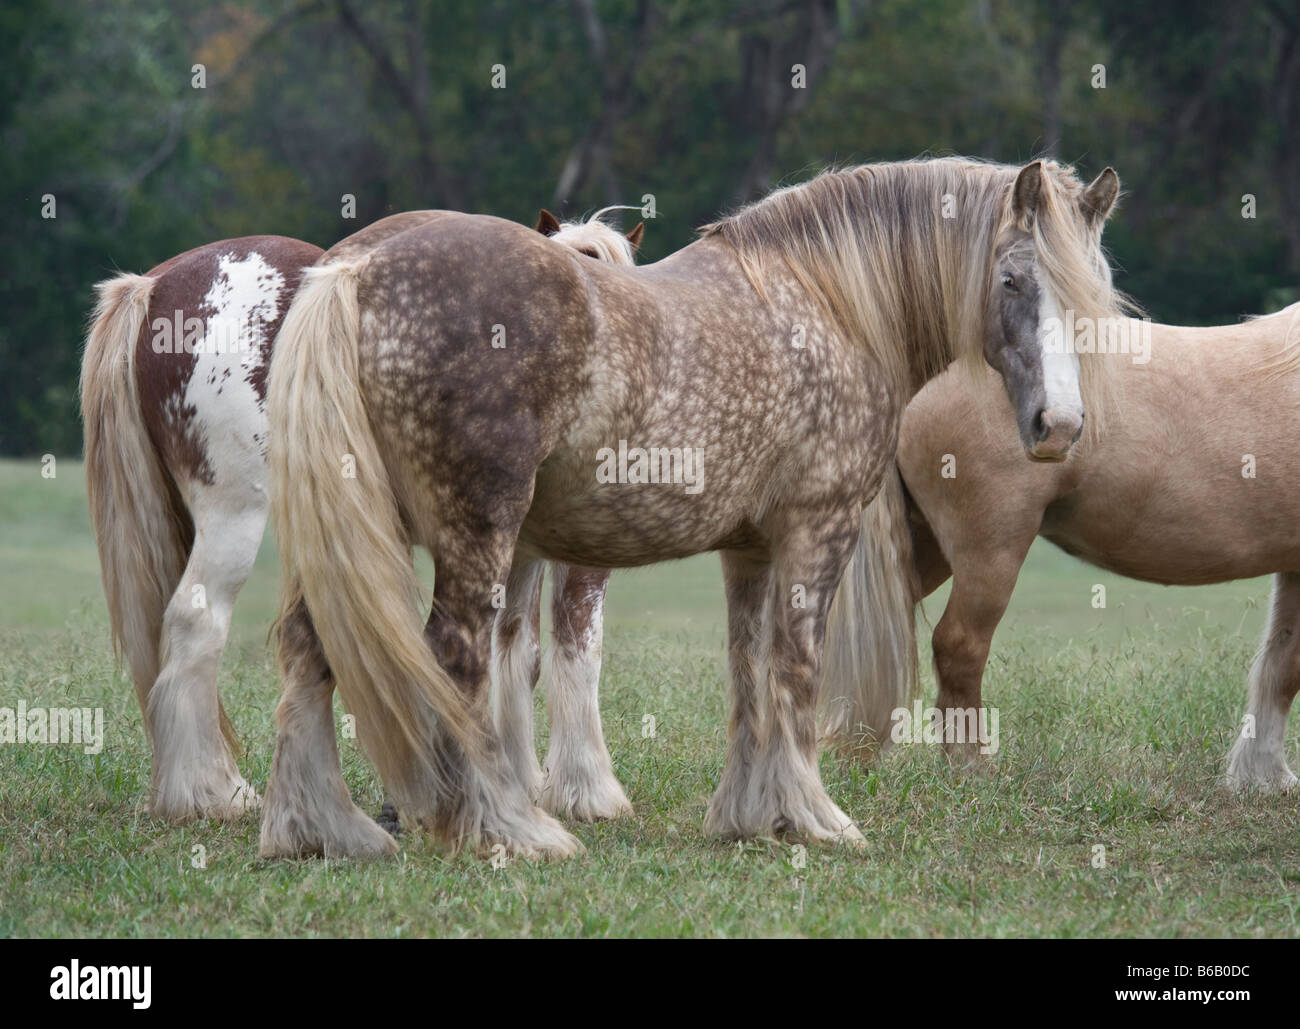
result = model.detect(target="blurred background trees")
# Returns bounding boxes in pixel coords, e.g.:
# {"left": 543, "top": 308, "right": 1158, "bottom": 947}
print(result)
{"left": 2, "top": 0, "right": 1296, "bottom": 455}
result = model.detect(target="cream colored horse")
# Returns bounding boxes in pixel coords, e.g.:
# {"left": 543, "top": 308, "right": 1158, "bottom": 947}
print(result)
{"left": 835, "top": 303, "right": 1300, "bottom": 785}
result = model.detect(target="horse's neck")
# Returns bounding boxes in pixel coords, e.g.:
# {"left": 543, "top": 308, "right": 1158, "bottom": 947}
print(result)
{"left": 639, "top": 235, "right": 737, "bottom": 282}
{"left": 648, "top": 234, "right": 951, "bottom": 398}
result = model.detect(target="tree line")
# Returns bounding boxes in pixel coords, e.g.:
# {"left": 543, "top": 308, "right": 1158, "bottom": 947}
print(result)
{"left": 2, "top": 0, "right": 1296, "bottom": 455}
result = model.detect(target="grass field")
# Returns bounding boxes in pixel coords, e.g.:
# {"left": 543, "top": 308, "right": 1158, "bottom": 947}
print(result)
{"left": 2, "top": 456, "right": 1298, "bottom": 938}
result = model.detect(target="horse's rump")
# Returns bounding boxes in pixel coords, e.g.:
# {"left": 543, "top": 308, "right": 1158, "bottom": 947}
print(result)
{"left": 133, "top": 235, "right": 324, "bottom": 488}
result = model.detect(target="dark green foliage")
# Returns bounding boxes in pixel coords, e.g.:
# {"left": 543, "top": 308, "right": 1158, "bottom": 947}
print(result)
{"left": 1, "top": 0, "right": 1294, "bottom": 455}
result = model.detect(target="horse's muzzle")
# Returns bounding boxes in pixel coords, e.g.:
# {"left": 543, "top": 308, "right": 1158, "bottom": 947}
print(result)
{"left": 1028, "top": 407, "right": 1084, "bottom": 461}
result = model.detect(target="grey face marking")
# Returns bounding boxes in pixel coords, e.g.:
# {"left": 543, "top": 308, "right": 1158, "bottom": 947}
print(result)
{"left": 982, "top": 231, "right": 1081, "bottom": 460}
{"left": 985, "top": 234, "right": 1046, "bottom": 451}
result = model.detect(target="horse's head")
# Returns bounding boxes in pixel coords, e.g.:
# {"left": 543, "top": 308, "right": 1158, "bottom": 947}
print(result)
{"left": 986, "top": 161, "right": 1120, "bottom": 461}
{"left": 534, "top": 208, "right": 645, "bottom": 266}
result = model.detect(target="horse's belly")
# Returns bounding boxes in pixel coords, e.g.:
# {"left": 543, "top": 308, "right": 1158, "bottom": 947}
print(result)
{"left": 1041, "top": 494, "right": 1300, "bottom": 585}
{"left": 520, "top": 476, "right": 747, "bottom": 568}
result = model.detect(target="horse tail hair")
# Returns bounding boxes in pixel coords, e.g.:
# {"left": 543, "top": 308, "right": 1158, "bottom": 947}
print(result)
{"left": 268, "top": 257, "right": 483, "bottom": 816}
{"left": 820, "top": 468, "right": 920, "bottom": 758}
{"left": 80, "top": 273, "right": 231, "bottom": 745}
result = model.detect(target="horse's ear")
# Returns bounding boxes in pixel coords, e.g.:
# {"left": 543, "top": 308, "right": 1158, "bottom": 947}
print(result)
{"left": 1011, "top": 161, "right": 1044, "bottom": 227}
{"left": 535, "top": 209, "right": 561, "bottom": 236}
{"left": 626, "top": 222, "right": 645, "bottom": 250}
{"left": 1079, "top": 167, "right": 1120, "bottom": 228}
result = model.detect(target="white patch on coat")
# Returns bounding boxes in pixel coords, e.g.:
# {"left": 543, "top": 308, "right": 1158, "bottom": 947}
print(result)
{"left": 181, "top": 252, "right": 284, "bottom": 490}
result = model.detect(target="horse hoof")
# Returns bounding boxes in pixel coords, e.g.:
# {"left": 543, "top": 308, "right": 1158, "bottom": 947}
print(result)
{"left": 376, "top": 800, "right": 403, "bottom": 836}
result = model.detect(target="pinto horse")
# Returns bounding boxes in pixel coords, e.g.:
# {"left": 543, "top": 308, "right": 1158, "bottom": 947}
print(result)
{"left": 836, "top": 302, "right": 1300, "bottom": 785}
{"left": 262, "top": 156, "right": 1125, "bottom": 859}
{"left": 80, "top": 211, "right": 640, "bottom": 823}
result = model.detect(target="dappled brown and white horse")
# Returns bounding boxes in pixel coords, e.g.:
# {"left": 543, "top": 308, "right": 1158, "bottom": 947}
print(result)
{"left": 263, "top": 156, "right": 1125, "bottom": 859}
{"left": 836, "top": 302, "right": 1300, "bottom": 786}
{"left": 80, "top": 210, "right": 639, "bottom": 823}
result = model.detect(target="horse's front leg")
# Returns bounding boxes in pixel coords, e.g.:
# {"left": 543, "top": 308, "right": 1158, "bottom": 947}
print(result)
{"left": 930, "top": 529, "right": 1033, "bottom": 772}
{"left": 540, "top": 564, "right": 632, "bottom": 821}
{"left": 707, "top": 517, "right": 864, "bottom": 846}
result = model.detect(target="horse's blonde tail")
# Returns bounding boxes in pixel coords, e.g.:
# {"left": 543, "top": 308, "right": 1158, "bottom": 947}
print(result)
{"left": 268, "top": 258, "right": 482, "bottom": 818}
{"left": 80, "top": 274, "right": 237, "bottom": 745}
{"left": 820, "top": 469, "right": 920, "bottom": 758}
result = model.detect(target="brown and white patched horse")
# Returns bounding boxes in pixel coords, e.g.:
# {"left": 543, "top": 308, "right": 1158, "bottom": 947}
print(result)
{"left": 263, "top": 156, "right": 1125, "bottom": 860}
{"left": 79, "top": 211, "right": 640, "bottom": 823}
{"left": 82, "top": 234, "right": 320, "bottom": 821}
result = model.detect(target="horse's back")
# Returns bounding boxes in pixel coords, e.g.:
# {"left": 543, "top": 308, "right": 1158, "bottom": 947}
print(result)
{"left": 144, "top": 234, "right": 321, "bottom": 281}
{"left": 322, "top": 211, "right": 454, "bottom": 265}
{"left": 338, "top": 210, "right": 596, "bottom": 296}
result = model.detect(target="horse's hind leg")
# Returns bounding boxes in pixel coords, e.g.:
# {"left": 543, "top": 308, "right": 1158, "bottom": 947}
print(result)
{"left": 706, "top": 529, "right": 863, "bottom": 846}
{"left": 146, "top": 486, "right": 261, "bottom": 820}
{"left": 491, "top": 559, "right": 545, "bottom": 798}
{"left": 540, "top": 564, "right": 632, "bottom": 821}
{"left": 259, "top": 592, "right": 397, "bottom": 858}
{"left": 1227, "top": 572, "right": 1300, "bottom": 790}
{"left": 417, "top": 518, "right": 582, "bottom": 858}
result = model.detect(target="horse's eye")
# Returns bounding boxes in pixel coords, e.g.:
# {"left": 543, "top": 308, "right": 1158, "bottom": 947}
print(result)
{"left": 1001, "top": 274, "right": 1018, "bottom": 292}
{"left": 579, "top": 248, "right": 598, "bottom": 258}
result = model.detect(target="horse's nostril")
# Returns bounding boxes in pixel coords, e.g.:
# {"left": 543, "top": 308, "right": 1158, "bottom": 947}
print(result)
{"left": 1071, "top": 414, "right": 1085, "bottom": 444}
{"left": 1033, "top": 410, "right": 1051, "bottom": 442}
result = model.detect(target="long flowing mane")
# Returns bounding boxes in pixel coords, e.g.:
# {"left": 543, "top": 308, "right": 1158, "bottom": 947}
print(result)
{"left": 701, "top": 157, "right": 1128, "bottom": 411}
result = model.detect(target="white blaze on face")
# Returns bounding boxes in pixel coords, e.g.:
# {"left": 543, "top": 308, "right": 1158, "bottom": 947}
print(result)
{"left": 1036, "top": 274, "right": 1083, "bottom": 422}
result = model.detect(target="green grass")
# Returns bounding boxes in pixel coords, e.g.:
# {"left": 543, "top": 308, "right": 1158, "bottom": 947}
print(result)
{"left": 1, "top": 456, "right": 1297, "bottom": 938}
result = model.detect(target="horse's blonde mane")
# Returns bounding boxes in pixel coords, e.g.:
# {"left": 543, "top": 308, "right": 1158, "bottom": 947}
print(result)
{"left": 702, "top": 156, "right": 1129, "bottom": 426}
{"left": 551, "top": 207, "right": 639, "bottom": 266}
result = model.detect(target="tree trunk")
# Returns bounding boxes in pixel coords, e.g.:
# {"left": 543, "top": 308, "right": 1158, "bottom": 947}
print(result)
{"left": 1038, "top": 0, "right": 1067, "bottom": 158}
{"left": 1271, "top": 11, "right": 1300, "bottom": 280}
